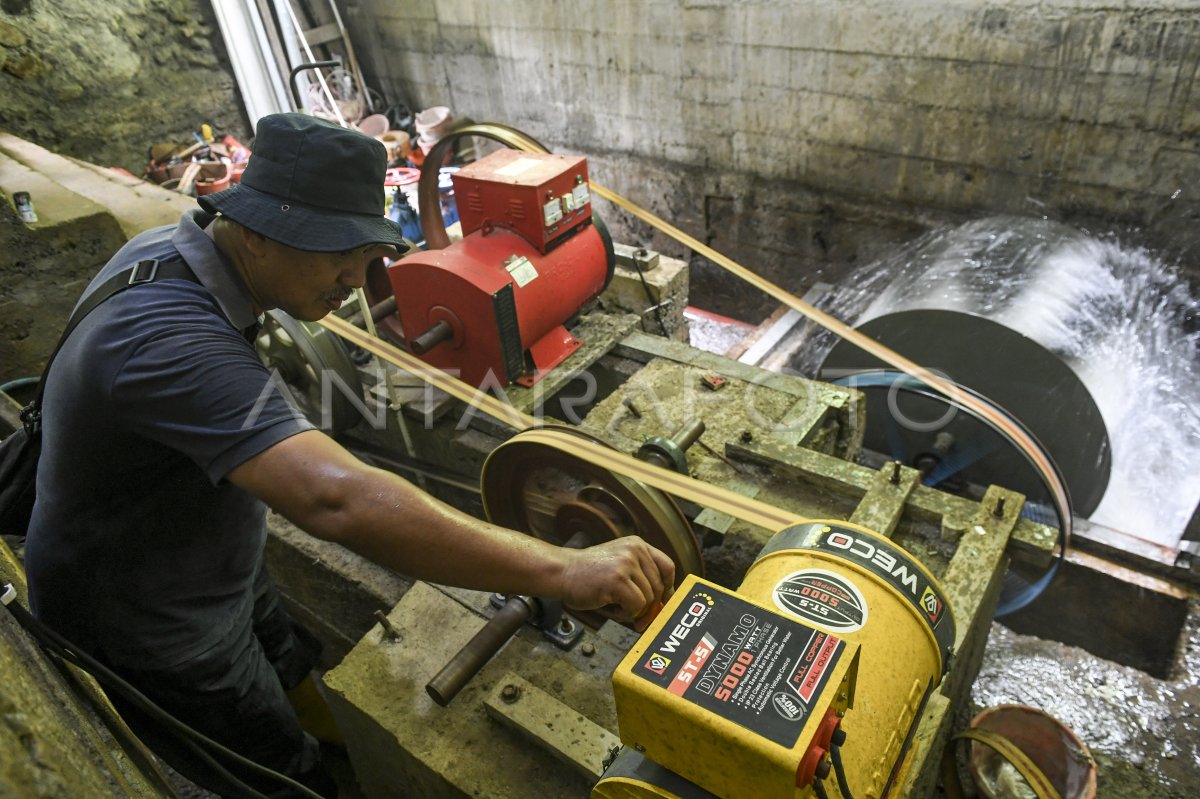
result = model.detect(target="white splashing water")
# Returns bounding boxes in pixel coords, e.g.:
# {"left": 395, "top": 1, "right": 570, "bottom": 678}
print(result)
{"left": 802, "top": 217, "right": 1200, "bottom": 546}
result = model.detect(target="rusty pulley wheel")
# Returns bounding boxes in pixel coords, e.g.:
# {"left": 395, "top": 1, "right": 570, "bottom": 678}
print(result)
{"left": 480, "top": 426, "right": 704, "bottom": 584}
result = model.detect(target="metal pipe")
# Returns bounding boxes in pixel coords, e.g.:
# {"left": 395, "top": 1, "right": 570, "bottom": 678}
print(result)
{"left": 425, "top": 595, "right": 536, "bottom": 707}
{"left": 636, "top": 418, "right": 706, "bottom": 473}
{"left": 423, "top": 532, "right": 590, "bottom": 707}
{"left": 288, "top": 60, "right": 342, "bottom": 113}
{"left": 346, "top": 295, "right": 397, "bottom": 328}
{"left": 670, "top": 418, "right": 706, "bottom": 452}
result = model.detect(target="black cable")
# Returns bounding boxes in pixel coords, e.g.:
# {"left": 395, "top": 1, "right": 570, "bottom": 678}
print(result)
{"left": 831, "top": 744, "right": 855, "bottom": 799}
{"left": 812, "top": 776, "right": 831, "bottom": 799}
{"left": 1, "top": 588, "right": 325, "bottom": 799}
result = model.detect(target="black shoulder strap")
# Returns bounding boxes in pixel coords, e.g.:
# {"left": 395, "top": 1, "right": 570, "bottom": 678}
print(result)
{"left": 28, "top": 256, "right": 198, "bottom": 414}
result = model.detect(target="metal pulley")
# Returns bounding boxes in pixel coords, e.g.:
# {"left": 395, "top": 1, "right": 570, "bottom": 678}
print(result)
{"left": 481, "top": 426, "right": 704, "bottom": 580}
{"left": 255, "top": 309, "right": 364, "bottom": 434}
{"left": 818, "top": 217, "right": 1111, "bottom": 516}
{"left": 423, "top": 427, "right": 705, "bottom": 706}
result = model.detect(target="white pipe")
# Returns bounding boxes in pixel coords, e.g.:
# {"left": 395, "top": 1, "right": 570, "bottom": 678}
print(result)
{"left": 209, "top": 0, "right": 293, "bottom": 124}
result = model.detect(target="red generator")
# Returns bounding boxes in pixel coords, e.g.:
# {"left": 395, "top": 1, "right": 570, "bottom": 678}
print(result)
{"left": 387, "top": 148, "right": 614, "bottom": 388}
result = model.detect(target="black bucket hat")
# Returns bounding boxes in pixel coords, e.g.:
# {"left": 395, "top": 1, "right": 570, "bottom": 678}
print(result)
{"left": 198, "top": 113, "right": 409, "bottom": 253}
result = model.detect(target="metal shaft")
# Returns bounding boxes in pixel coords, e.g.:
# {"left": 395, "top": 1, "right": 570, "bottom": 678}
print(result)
{"left": 347, "top": 295, "right": 398, "bottom": 328}
{"left": 425, "top": 595, "right": 535, "bottom": 706}
{"left": 670, "top": 418, "right": 706, "bottom": 451}
{"left": 637, "top": 418, "right": 706, "bottom": 472}
{"left": 424, "top": 532, "right": 590, "bottom": 707}
{"left": 410, "top": 320, "right": 454, "bottom": 355}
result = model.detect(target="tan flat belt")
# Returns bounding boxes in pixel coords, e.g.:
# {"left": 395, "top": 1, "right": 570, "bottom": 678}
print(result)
{"left": 955, "top": 729, "right": 1063, "bottom": 799}
{"left": 321, "top": 122, "right": 1072, "bottom": 541}
{"left": 322, "top": 314, "right": 799, "bottom": 532}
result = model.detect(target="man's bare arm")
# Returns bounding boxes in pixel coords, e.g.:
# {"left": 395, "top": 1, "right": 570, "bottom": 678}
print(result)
{"left": 228, "top": 429, "right": 675, "bottom": 618}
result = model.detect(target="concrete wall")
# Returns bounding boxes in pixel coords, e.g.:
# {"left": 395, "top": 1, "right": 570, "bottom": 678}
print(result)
{"left": 347, "top": 0, "right": 1200, "bottom": 317}
{"left": 5, "top": 0, "right": 1198, "bottom": 319}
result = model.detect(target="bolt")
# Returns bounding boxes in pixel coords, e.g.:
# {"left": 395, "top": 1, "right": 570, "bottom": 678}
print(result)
{"left": 635, "top": 248, "right": 647, "bottom": 257}
{"left": 740, "top": 430, "right": 753, "bottom": 444}
{"left": 501, "top": 683, "right": 521, "bottom": 703}
{"left": 558, "top": 617, "right": 574, "bottom": 635}
{"left": 994, "top": 497, "right": 1007, "bottom": 518}
{"left": 373, "top": 610, "right": 400, "bottom": 642}
{"left": 622, "top": 398, "right": 642, "bottom": 418}
{"left": 634, "top": 743, "right": 646, "bottom": 752}
{"left": 890, "top": 461, "right": 902, "bottom": 484}
{"left": 575, "top": 175, "right": 584, "bottom": 184}
{"left": 581, "top": 642, "right": 596, "bottom": 657}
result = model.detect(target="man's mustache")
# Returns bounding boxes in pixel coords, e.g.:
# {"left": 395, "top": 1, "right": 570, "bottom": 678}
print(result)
{"left": 321, "top": 287, "right": 353, "bottom": 302}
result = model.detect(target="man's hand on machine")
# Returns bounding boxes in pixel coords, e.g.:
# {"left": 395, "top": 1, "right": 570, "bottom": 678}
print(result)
{"left": 554, "top": 536, "right": 675, "bottom": 622}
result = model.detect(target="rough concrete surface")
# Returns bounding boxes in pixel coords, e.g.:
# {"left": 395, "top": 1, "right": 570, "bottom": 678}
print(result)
{"left": 0, "top": 0, "right": 246, "bottom": 173}
{"left": 0, "top": 197, "right": 125, "bottom": 382}
{"left": 8, "top": 0, "right": 1200, "bottom": 321}
{"left": 0, "top": 541, "right": 175, "bottom": 798}
{"left": 0, "top": 132, "right": 194, "bottom": 383}
{"left": 323, "top": 581, "right": 614, "bottom": 799}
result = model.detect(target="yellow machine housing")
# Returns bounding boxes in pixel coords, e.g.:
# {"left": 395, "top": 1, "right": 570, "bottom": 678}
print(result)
{"left": 602, "top": 574, "right": 860, "bottom": 799}
{"left": 741, "top": 521, "right": 956, "bottom": 797}
{"left": 596, "top": 521, "right": 956, "bottom": 799}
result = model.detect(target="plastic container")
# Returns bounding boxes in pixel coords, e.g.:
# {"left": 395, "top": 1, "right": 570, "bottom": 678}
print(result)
{"left": 380, "top": 130, "right": 411, "bottom": 164}
{"left": 415, "top": 105, "right": 454, "bottom": 154}
{"left": 437, "top": 166, "right": 460, "bottom": 226}
{"left": 195, "top": 162, "right": 231, "bottom": 196}
{"left": 357, "top": 113, "right": 390, "bottom": 139}
{"left": 12, "top": 191, "right": 37, "bottom": 223}
{"left": 969, "top": 705, "right": 1097, "bottom": 799}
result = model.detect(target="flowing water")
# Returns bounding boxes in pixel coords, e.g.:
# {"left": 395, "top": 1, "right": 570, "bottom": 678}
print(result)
{"left": 792, "top": 216, "right": 1200, "bottom": 547}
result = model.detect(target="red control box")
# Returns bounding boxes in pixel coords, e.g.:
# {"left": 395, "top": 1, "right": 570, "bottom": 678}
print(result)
{"left": 451, "top": 148, "right": 592, "bottom": 254}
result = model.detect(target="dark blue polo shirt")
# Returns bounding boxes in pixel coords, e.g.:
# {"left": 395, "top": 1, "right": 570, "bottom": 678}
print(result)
{"left": 25, "top": 209, "right": 314, "bottom": 669}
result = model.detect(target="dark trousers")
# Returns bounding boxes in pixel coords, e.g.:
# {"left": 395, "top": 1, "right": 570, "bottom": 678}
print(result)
{"left": 105, "top": 564, "right": 337, "bottom": 798}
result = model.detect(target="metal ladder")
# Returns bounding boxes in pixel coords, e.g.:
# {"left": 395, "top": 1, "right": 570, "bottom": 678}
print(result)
{"left": 271, "top": 0, "right": 373, "bottom": 125}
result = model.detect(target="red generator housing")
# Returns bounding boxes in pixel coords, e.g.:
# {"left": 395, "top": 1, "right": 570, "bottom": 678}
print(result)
{"left": 387, "top": 148, "right": 613, "bottom": 387}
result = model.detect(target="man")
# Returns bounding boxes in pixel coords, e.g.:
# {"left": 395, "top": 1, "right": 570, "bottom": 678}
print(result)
{"left": 24, "top": 113, "right": 675, "bottom": 798}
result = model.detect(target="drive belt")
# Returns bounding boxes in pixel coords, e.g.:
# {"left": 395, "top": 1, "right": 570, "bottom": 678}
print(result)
{"left": 322, "top": 122, "right": 1073, "bottom": 546}
{"left": 321, "top": 313, "right": 798, "bottom": 532}
{"left": 954, "top": 729, "right": 1063, "bottom": 799}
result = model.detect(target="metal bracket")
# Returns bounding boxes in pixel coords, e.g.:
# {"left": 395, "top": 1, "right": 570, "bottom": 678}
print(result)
{"left": 490, "top": 593, "right": 584, "bottom": 650}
